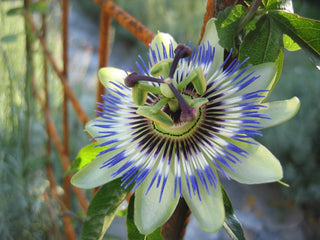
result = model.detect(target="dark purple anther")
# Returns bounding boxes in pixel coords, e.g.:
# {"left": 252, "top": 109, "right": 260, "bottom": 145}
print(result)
{"left": 168, "top": 44, "right": 192, "bottom": 79}
{"left": 125, "top": 72, "right": 165, "bottom": 88}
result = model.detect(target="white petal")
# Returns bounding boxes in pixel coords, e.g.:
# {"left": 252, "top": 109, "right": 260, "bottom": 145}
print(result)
{"left": 259, "top": 97, "right": 300, "bottom": 128}
{"left": 98, "top": 67, "right": 127, "bottom": 88}
{"left": 149, "top": 32, "right": 177, "bottom": 66}
{"left": 220, "top": 138, "right": 283, "bottom": 184}
{"left": 181, "top": 169, "right": 225, "bottom": 232}
{"left": 85, "top": 118, "right": 108, "bottom": 143}
{"left": 231, "top": 62, "right": 277, "bottom": 99}
{"left": 71, "top": 151, "right": 123, "bottom": 189}
{"left": 134, "top": 170, "right": 179, "bottom": 235}
{"left": 200, "top": 18, "right": 224, "bottom": 75}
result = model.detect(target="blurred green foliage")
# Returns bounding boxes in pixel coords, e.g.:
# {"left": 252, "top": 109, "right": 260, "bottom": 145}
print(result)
{"left": 0, "top": 1, "right": 87, "bottom": 239}
{"left": 0, "top": 2, "right": 62, "bottom": 239}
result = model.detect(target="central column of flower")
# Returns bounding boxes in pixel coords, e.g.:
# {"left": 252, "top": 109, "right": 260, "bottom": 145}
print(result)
{"left": 124, "top": 44, "right": 209, "bottom": 128}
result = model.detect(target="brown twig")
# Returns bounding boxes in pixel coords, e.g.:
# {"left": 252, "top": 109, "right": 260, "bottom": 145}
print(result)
{"left": 199, "top": 0, "right": 238, "bottom": 43}
{"left": 92, "top": 0, "right": 155, "bottom": 46}
{"left": 96, "top": 2, "right": 112, "bottom": 109}
{"left": 31, "top": 74, "right": 89, "bottom": 211}
{"left": 161, "top": 198, "right": 191, "bottom": 240}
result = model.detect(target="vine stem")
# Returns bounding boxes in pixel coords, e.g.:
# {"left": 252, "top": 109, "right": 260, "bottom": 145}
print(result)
{"left": 199, "top": 0, "right": 237, "bottom": 43}
{"left": 161, "top": 198, "right": 191, "bottom": 240}
{"left": 237, "top": 0, "right": 262, "bottom": 34}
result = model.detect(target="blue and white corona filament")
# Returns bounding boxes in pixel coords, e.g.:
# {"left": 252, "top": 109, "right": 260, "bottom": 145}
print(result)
{"left": 72, "top": 19, "right": 300, "bottom": 234}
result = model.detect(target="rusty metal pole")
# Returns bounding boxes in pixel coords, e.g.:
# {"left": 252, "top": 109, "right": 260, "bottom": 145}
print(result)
{"left": 92, "top": 0, "right": 155, "bottom": 46}
{"left": 96, "top": 3, "right": 112, "bottom": 107}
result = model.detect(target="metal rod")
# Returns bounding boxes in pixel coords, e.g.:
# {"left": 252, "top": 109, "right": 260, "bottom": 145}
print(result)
{"left": 96, "top": 2, "right": 112, "bottom": 107}
{"left": 93, "top": 0, "right": 155, "bottom": 46}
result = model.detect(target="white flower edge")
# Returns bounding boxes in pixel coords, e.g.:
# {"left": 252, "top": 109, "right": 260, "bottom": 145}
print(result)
{"left": 181, "top": 167, "right": 225, "bottom": 232}
{"left": 259, "top": 97, "right": 300, "bottom": 128}
{"left": 134, "top": 169, "right": 179, "bottom": 234}
{"left": 71, "top": 152, "right": 123, "bottom": 189}
{"left": 199, "top": 18, "right": 224, "bottom": 76}
{"left": 218, "top": 138, "right": 283, "bottom": 184}
{"left": 99, "top": 67, "right": 127, "bottom": 89}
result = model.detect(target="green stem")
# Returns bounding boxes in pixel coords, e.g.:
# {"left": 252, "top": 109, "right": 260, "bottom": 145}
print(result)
{"left": 237, "top": 0, "right": 262, "bottom": 34}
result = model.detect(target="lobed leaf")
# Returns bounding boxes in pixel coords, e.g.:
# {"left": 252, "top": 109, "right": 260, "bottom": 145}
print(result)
{"left": 269, "top": 11, "right": 320, "bottom": 69}
{"left": 239, "top": 15, "right": 283, "bottom": 66}
{"left": 216, "top": 5, "right": 247, "bottom": 54}
{"left": 262, "top": 0, "right": 294, "bottom": 13}
{"left": 239, "top": 15, "right": 284, "bottom": 85}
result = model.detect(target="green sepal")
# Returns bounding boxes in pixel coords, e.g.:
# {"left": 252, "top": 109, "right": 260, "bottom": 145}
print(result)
{"left": 222, "top": 186, "right": 246, "bottom": 240}
{"left": 177, "top": 67, "right": 206, "bottom": 94}
{"left": 66, "top": 143, "right": 107, "bottom": 176}
{"left": 138, "top": 83, "right": 162, "bottom": 95}
{"left": 151, "top": 97, "right": 170, "bottom": 113}
{"left": 127, "top": 195, "right": 163, "bottom": 240}
{"left": 160, "top": 83, "right": 175, "bottom": 98}
{"left": 150, "top": 59, "right": 173, "bottom": 78}
{"left": 133, "top": 85, "right": 148, "bottom": 105}
{"left": 80, "top": 179, "right": 132, "bottom": 240}
{"left": 190, "top": 97, "right": 208, "bottom": 108}
{"left": 137, "top": 106, "right": 173, "bottom": 127}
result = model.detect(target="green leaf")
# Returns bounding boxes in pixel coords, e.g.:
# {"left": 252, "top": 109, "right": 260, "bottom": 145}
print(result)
{"left": 30, "top": 1, "right": 50, "bottom": 14}
{"left": 262, "top": 0, "right": 293, "bottom": 13}
{"left": 244, "top": 17, "right": 258, "bottom": 31}
{"left": 283, "top": 34, "right": 301, "bottom": 51}
{"left": 1, "top": 34, "right": 18, "bottom": 43}
{"left": 239, "top": 15, "right": 284, "bottom": 86}
{"left": 222, "top": 186, "right": 246, "bottom": 240}
{"left": 116, "top": 208, "right": 128, "bottom": 217}
{"left": 269, "top": 11, "right": 320, "bottom": 69}
{"left": 81, "top": 179, "right": 132, "bottom": 240}
{"left": 272, "top": 46, "right": 284, "bottom": 91}
{"left": 127, "top": 195, "right": 164, "bottom": 240}
{"left": 6, "top": 7, "right": 24, "bottom": 16}
{"left": 66, "top": 143, "right": 107, "bottom": 176}
{"left": 127, "top": 195, "right": 145, "bottom": 240}
{"left": 216, "top": 5, "right": 247, "bottom": 54}
{"left": 239, "top": 15, "right": 283, "bottom": 66}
